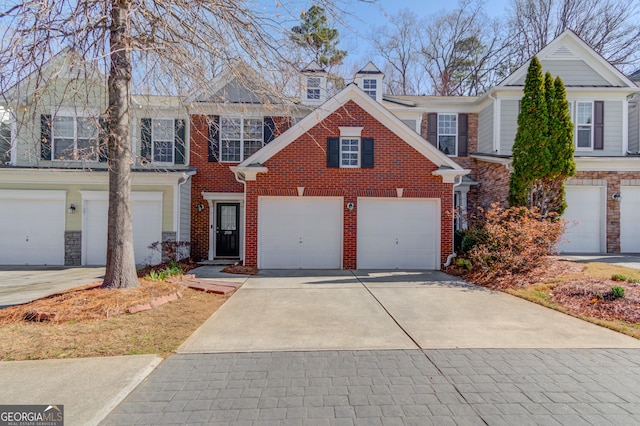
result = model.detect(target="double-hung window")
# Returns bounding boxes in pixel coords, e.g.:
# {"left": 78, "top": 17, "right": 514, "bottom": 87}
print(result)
{"left": 307, "top": 77, "right": 321, "bottom": 100}
{"left": 576, "top": 102, "right": 593, "bottom": 150}
{"left": 340, "top": 137, "right": 360, "bottom": 167}
{"left": 437, "top": 114, "right": 457, "bottom": 156}
{"left": 363, "top": 79, "right": 377, "bottom": 99}
{"left": 220, "top": 117, "right": 263, "bottom": 162}
{"left": 52, "top": 115, "right": 98, "bottom": 161}
{"left": 151, "top": 119, "right": 174, "bottom": 164}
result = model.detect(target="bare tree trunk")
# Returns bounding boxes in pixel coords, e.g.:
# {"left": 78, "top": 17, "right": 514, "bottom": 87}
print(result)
{"left": 102, "top": 0, "right": 138, "bottom": 289}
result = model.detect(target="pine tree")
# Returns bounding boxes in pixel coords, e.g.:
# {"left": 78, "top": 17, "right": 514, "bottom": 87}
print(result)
{"left": 508, "top": 56, "right": 552, "bottom": 208}
{"left": 291, "top": 5, "right": 347, "bottom": 67}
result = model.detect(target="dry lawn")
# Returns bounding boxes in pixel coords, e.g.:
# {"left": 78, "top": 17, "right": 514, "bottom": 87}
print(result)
{"left": 0, "top": 279, "right": 229, "bottom": 361}
{"left": 450, "top": 258, "right": 640, "bottom": 339}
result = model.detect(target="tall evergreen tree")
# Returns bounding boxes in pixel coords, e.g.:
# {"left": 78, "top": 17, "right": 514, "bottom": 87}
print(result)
{"left": 508, "top": 56, "right": 552, "bottom": 208}
{"left": 543, "top": 76, "right": 576, "bottom": 215}
{"left": 291, "top": 5, "right": 347, "bottom": 67}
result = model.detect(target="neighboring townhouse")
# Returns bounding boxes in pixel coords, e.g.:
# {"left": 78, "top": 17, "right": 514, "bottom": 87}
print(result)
{"left": 0, "top": 49, "right": 194, "bottom": 266}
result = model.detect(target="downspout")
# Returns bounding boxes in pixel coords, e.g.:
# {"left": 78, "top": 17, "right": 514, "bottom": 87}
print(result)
{"left": 443, "top": 174, "right": 464, "bottom": 268}
{"left": 233, "top": 170, "right": 248, "bottom": 264}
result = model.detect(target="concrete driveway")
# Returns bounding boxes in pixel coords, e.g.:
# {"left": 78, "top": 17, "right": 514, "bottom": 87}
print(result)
{"left": 0, "top": 266, "right": 105, "bottom": 307}
{"left": 179, "top": 269, "right": 640, "bottom": 353}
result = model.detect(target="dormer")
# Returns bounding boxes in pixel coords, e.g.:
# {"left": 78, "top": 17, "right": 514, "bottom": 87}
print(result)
{"left": 355, "top": 62, "right": 384, "bottom": 103}
{"left": 300, "top": 61, "right": 327, "bottom": 106}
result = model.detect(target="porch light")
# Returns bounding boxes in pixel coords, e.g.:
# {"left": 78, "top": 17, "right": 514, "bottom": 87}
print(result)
{"left": 68, "top": 204, "right": 76, "bottom": 214}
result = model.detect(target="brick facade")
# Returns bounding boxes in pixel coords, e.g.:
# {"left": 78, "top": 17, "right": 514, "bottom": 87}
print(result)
{"left": 243, "top": 100, "right": 455, "bottom": 269}
{"left": 189, "top": 114, "right": 290, "bottom": 261}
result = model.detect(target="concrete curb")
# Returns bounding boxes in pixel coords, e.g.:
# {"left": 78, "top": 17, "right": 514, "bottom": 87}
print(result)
{"left": 87, "top": 355, "right": 163, "bottom": 426}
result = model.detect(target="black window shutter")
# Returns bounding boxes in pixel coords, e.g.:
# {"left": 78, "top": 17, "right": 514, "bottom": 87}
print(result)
{"left": 208, "top": 115, "right": 219, "bottom": 162}
{"left": 174, "top": 119, "right": 186, "bottom": 164}
{"left": 427, "top": 113, "right": 437, "bottom": 147}
{"left": 98, "top": 118, "right": 108, "bottom": 162}
{"left": 40, "top": 114, "right": 51, "bottom": 160}
{"left": 140, "top": 118, "right": 152, "bottom": 161}
{"left": 458, "top": 113, "right": 468, "bottom": 157}
{"left": 327, "top": 137, "right": 340, "bottom": 168}
{"left": 264, "top": 117, "right": 275, "bottom": 144}
{"left": 361, "top": 138, "right": 374, "bottom": 168}
{"left": 594, "top": 101, "right": 604, "bottom": 150}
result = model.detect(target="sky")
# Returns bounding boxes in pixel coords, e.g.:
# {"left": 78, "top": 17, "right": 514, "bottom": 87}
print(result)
{"left": 289, "top": 0, "right": 513, "bottom": 71}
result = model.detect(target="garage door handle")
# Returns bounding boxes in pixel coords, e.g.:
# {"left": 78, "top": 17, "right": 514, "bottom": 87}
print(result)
{"left": 395, "top": 238, "right": 398, "bottom": 245}
{"left": 299, "top": 237, "right": 303, "bottom": 244}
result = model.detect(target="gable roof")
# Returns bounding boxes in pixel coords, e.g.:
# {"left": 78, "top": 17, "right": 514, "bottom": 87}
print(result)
{"left": 236, "top": 83, "right": 468, "bottom": 175}
{"left": 184, "top": 61, "right": 282, "bottom": 105}
{"left": 499, "top": 30, "right": 637, "bottom": 89}
{"left": 3, "top": 47, "right": 105, "bottom": 104}
{"left": 356, "top": 61, "right": 383, "bottom": 75}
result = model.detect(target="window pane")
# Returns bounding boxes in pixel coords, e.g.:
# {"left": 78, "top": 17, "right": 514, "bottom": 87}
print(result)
{"left": 438, "top": 135, "right": 456, "bottom": 155}
{"left": 77, "top": 138, "right": 97, "bottom": 160}
{"left": 77, "top": 117, "right": 98, "bottom": 139}
{"left": 53, "top": 116, "right": 74, "bottom": 138}
{"left": 307, "top": 88, "right": 320, "bottom": 100}
{"left": 153, "top": 140, "right": 174, "bottom": 163}
{"left": 577, "top": 127, "right": 591, "bottom": 148}
{"left": 244, "top": 118, "right": 263, "bottom": 140}
{"left": 221, "top": 140, "right": 241, "bottom": 162}
{"left": 308, "top": 77, "right": 320, "bottom": 88}
{"left": 152, "top": 119, "right": 173, "bottom": 141}
{"left": 438, "top": 114, "right": 457, "bottom": 135}
{"left": 53, "top": 138, "right": 74, "bottom": 159}
{"left": 221, "top": 117, "right": 241, "bottom": 140}
{"left": 363, "top": 79, "right": 376, "bottom": 89}
{"left": 220, "top": 205, "right": 237, "bottom": 231}
{"left": 577, "top": 103, "right": 592, "bottom": 125}
{"left": 340, "top": 138, "right": 359, "bottom": 166}
{"left": 244, "top": 140, "right": 263, "bottom": 158}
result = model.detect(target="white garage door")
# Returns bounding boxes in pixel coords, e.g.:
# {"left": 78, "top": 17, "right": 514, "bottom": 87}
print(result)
{"left": 0, "top": 190, "right": 66, "bottom": 265}
{"left": 560, "top": 186, "right": 605, "bottom": 253}
{"left": 357, "top": 198, "right": 439, "bottom": 270}
{"left": 258, "top": 197, "right": 342, "bottom": 269}
{"left": 621, "top": 186, "right": 640, "bottom": 253}
{"left": 83, "top": 192, "right": 163, "bottom": 266}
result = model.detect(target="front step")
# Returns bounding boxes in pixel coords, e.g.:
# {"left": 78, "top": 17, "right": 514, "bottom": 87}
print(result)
{"left": 198, "top": 258, "right": 241, "bottom": 266}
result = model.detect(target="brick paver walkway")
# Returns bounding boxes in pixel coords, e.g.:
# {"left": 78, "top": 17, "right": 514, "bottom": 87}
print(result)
{"left": 102, "top": 348, "right": 640, "bottom": 425}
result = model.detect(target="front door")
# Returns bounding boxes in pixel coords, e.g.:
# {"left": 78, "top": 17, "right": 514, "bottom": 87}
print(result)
{"left": 216, "top": 203, "right": 240, "bottom": 257}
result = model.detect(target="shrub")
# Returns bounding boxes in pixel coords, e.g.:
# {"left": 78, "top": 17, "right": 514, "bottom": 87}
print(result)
{"left": 466, "top": 204, "right": 565, "bottom": 276}
{"left": 610, "top": 286, "right": 625, "bottom": 300}
{"left": 454, "top": 258, "right": 472, "bottom": 270}
{"left": 611, "top": 274, "right": 627, "bottom": 282}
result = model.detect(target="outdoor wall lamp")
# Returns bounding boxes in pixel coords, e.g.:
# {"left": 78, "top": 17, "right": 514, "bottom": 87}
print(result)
{"left": 197, "top": 203, "right": 205, "bottom": 212}
{"left": 612, "top": 193, "right": 621, "bottom": 201}
{"left": 346, "top": 202, "right": 354, "bottom": 211}
{"left": 68, "top": 204, "right": 76, "bottom": 214}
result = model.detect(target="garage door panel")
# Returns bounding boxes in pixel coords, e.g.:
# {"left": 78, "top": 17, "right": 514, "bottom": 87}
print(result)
{"left": 84, "top": 196, "right": 163, "bottom": 266}
{"left": 357, "top": 198, "right": 439, "bottom": 270}
{"left": 0, "top": 196, "right": 65, "bottom": 265}
{"left": 560, "top": 187, "right": 604, "bottom": 253}
{"left": 259, "top": 197, "right": 342, "bottom": 269}
{"left": 621, "top": 186, "right": 640, "bottom": 253}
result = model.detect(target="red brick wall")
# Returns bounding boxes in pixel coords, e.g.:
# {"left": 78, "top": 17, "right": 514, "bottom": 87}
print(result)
{"left": 189, "top": 114, "right": 290, "bottom": 261}
{"left": 244, "top": 100, "right": 455, "bottom": 269}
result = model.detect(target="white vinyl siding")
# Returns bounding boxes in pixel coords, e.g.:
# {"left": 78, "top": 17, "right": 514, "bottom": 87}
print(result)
{"left": 500, "top": 100, "right": 519, "bottom": 155}
{"left": 478, "top": 103, "right": 494, "bottom": 153}
{"left": 630, "top": 99, "right": 640, "bottom": 154}
{"left": 513, "top": 60, "right": 610, "bottom": 87}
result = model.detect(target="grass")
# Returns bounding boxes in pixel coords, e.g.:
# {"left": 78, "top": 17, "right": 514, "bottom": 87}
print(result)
{"left": 0, "top": 260, "right": 231, "bottom": 361}
{"left": 499, "top": 261, "right": 640, "bottom": 340}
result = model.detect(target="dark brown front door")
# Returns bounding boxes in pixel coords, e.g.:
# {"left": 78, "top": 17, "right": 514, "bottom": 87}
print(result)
{"left": 216, "top": 203, "right": 240, "bottom": 257}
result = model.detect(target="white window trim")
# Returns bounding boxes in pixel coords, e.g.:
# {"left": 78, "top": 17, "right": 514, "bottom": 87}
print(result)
{"left": 50, "top": 108, "right": 100, "bottom": 162}
{"left": 437, "top": 113, "right": 458, "bottom": 157}
{"left": 340, "top": 137, "right": 360, "bottom": 168}
{"left": 574, "top": 101, "right": 594, "bottom": 151}
{"left": 306, "top": 77, "right": 321, "bottom": 101}
{"left": 219, "top": 116, "right": 264, "bottom": 163}
{"left": 338, "top": 127, "right": 363, "bottom": 169}
{"left": 151, "top": 118, "right": 175, "bottom": 166}
{"left": 363, "top": 78, "right": 377, "bottom": 99}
